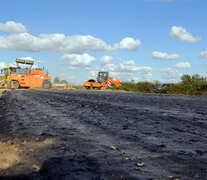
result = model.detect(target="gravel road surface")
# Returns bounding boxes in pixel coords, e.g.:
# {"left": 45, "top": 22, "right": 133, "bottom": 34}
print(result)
{"left": 0, "top": 90, "right": 206, "bottom": 179}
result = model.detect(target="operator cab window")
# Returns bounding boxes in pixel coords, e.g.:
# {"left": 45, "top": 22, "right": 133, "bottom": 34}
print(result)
{"left": 99, "top": 72, "right": 107, "bottom": 81}
{"left": 97, "top": 72, "right": 108, "bottom": 83}
{"left": 3, "top": 69, "right": 8, "bottom": 76}
{"left": 10, "top": 68, "right": 16, "bottom": 74}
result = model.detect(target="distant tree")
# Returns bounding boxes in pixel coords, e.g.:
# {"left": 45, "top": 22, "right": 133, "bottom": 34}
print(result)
{"left": 153, "top": 80, "right": 161, "bottom": 86}
{"left": 54, "top": 77, "right": 60, "bottom": 83}
{"left": 181, "top": 74, "right": 206, "bottom": 84}
{"left": 130, "top": 80, "right": 135, "bottom": 84}
{"left": 60, "top": 80, "right": 67, "bottom": 84}
{"left": 191, "top": 74, "right": 206, "bottom": 82}
{"left": 181, "top": 74, "right": 191, "bottom": 84}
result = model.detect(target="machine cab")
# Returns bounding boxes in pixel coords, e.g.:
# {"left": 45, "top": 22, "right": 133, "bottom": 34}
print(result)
{"left": 3, "top": 67, "right": 18, "bottom": 77}
{"left": 97, "top": 72, "right": 109, "bottom": 83}
{"left": 2, "top": 67, "right": 10, "bottom": 78}
{"left": 0, "top": 69, "right": 4, "bottom": 75}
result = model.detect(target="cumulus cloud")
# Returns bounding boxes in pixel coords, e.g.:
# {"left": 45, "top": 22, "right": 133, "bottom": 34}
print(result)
{"left": 61, "top": 53, "right": 96, "bottom": 67}
{"left": 152, "top": 51, "right": 183, "bottom": 60}
{"left": 161, "top": 68, "right": 182, "bottom": 82}
{"left": 112, "top": 52, "right": 120, "bottom": 56}
{"left": 199, "top": 51, "right": 207, "bottom": 59}
{"left": 68, "top": 66, "right": 80, "bottom": 71}
{"left": 0, "top": 33, "right": 110, "bottom": 54}
{"left": 118, "top": 37, "right": 141, "bottom": 51}
{"left": 170, "top": 26, "right": 201, "bottom": 43}
{"left": 0, "top": 21, "right": 141, "bottom": 54}
{"left": 59, "top": 72, "right": 77, "bottom": 81}
{"left": 0, "top": 21, "right": 27, "bottom": 33}
{"left": 88, "top": 60, "right": 153, "bottom": 81}
{"left": 100, "top": 56, "right": 113, "bottom": 64}
{"left": 174, "top": 62, "right": 191, "bottom": 69}
{"left": 0, "top": 62, "right": 6, "bottom": 69}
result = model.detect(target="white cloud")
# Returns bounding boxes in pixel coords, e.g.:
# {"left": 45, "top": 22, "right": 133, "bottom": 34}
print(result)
{"left": 61, "top": 53, "right": 96, "bottom": 67}
{"left": 174, "top": 62, "right": 191, "bottom": 69}
{"left": 170, "top": 26, "right": 201, "bottom": 43}
{"left": 88, "top": 60, "right": 153, "bottom": 81}
{"left": 117, "top": 57, "right": 122, "bottom": 61}
{"left": 152, "top": 51, "right": 183, "bottom": 60}
{"left": 161, "top": 68, "right": 182, "bottom": 82}
{"left": 118, "top": 37, "right": 141, "bottom": 51}
{"left": 0, "top": 32, "right": 141, "bottom": 54}
{"left": 0, "top": 33, "right": 110, "bottom": 54}
{"left": 199, "top": 51, "right": 207, "bottom": 59}
{"left": 112, "top": 52, "right": 120, "bottom": 56}
{"left": 68, "top": 66, "right": 80, "bottom": 71}
{"left": 0, "top": 21, "right": 27, "bottom": 33}
{"left": 100, "top": 56, "right": 113, "bottom": 64}
{"left": 0, "top": 62, "right": 6, "bottom": 69}
{"left": 0, "top": 21, "right": 142, "bottom": 54}
{"left": 59, "top": 72, "right": 77, "bottom": 81}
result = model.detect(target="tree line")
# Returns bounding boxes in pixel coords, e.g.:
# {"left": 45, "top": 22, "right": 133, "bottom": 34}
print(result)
{"left": 53, "top": 77, "right": 67, "bottom": 84}
{"left": 118, "top": 74, "right": 207, "bottom": 95}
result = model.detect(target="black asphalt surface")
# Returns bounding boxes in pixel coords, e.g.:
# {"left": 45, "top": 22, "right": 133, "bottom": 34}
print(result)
{"left": 0, "top": 90, "right": 207, "bottom": 179}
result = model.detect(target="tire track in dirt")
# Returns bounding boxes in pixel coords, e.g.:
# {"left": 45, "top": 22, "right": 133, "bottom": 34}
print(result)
{"left": 0, "top": 90, "right": 207, "bottom": 179}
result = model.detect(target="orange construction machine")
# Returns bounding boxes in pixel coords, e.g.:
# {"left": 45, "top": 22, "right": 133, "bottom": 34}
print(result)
{"left": 83, "top": 71, "right": 122, "bottom": 90}
{"left": 1, "top": 59, "right": 51, "bottom": 89}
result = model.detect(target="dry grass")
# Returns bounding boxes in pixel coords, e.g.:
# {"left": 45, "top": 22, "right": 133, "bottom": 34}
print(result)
{"left": 0, "top": 138, "right": 61, "bottom": 171}
{"left": 0, "top": 141, "right": 22, "bottom": 170}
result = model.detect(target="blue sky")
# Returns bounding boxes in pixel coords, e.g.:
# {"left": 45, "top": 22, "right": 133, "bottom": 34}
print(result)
{"left": 0, "top": 0, "right": 206, "bottom": 84}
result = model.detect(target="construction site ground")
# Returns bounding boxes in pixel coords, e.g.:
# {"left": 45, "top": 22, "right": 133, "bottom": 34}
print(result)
{"left": 0, "top": 90, "right": 206, "bottom": 179}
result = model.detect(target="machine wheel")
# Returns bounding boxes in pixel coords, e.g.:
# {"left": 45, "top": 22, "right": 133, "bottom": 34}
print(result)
{"left": 85, "top": 86, "right": 90, "bottom": 90}
{"left": 6, "top": 81, "right": 11, "bottom": 89}
{"left": 11, "top": 81, "right": 20, "bottom": 89}
{"left": 111, "top": 82, "right": 116, "bottom": 88}
{"left": 42, "top": 80, "right": 51, "bottom": 89}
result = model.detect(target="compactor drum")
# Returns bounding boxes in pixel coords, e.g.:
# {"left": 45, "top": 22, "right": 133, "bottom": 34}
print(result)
{"left": 84, "top": 71, "right": 121, "bottom": 90}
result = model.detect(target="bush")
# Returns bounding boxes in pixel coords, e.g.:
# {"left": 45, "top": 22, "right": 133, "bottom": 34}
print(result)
{"left": 119, "top": 81, "right": 154, "bottom": 93}
{"left": 181, "top": 74, "right": 206, "bottom": 84}
{"left": 106, "top": 74, "right": 207, "bottom": 95}
{"left": 136, "top": 82, "right": 154, "bottom": 93}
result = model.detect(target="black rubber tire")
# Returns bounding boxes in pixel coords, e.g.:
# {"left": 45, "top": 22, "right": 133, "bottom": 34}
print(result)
{"left": 11, "top": 81, "right": 20, "bottom": 89}
{"left": 42, "top": 80, "right": 52, "bottom": 89}
{"left": 6, "top": 81, "right": 11, "bottom": 89}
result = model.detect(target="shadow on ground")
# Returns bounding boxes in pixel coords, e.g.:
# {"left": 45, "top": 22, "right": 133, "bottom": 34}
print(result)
{"left": 0, "top": 155, "right": 101, "bottom": 180}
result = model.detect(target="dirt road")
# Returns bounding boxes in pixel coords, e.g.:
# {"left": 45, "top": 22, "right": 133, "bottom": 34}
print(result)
{"left": 0, "top": 90, "right": 206, "bottom": 179}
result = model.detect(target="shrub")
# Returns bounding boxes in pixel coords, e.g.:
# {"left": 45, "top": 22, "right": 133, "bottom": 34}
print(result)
{"left": 181, "top": 74, "right": 206, "bottom": 84}
{"left": 119, "top": 81, "right": 154, "bottom": 93}
{"left": 114, "top": 74, "right": 207, "bottom": 95}
{"left": 136, "top": 82, "right": 154, "bottom": 93}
